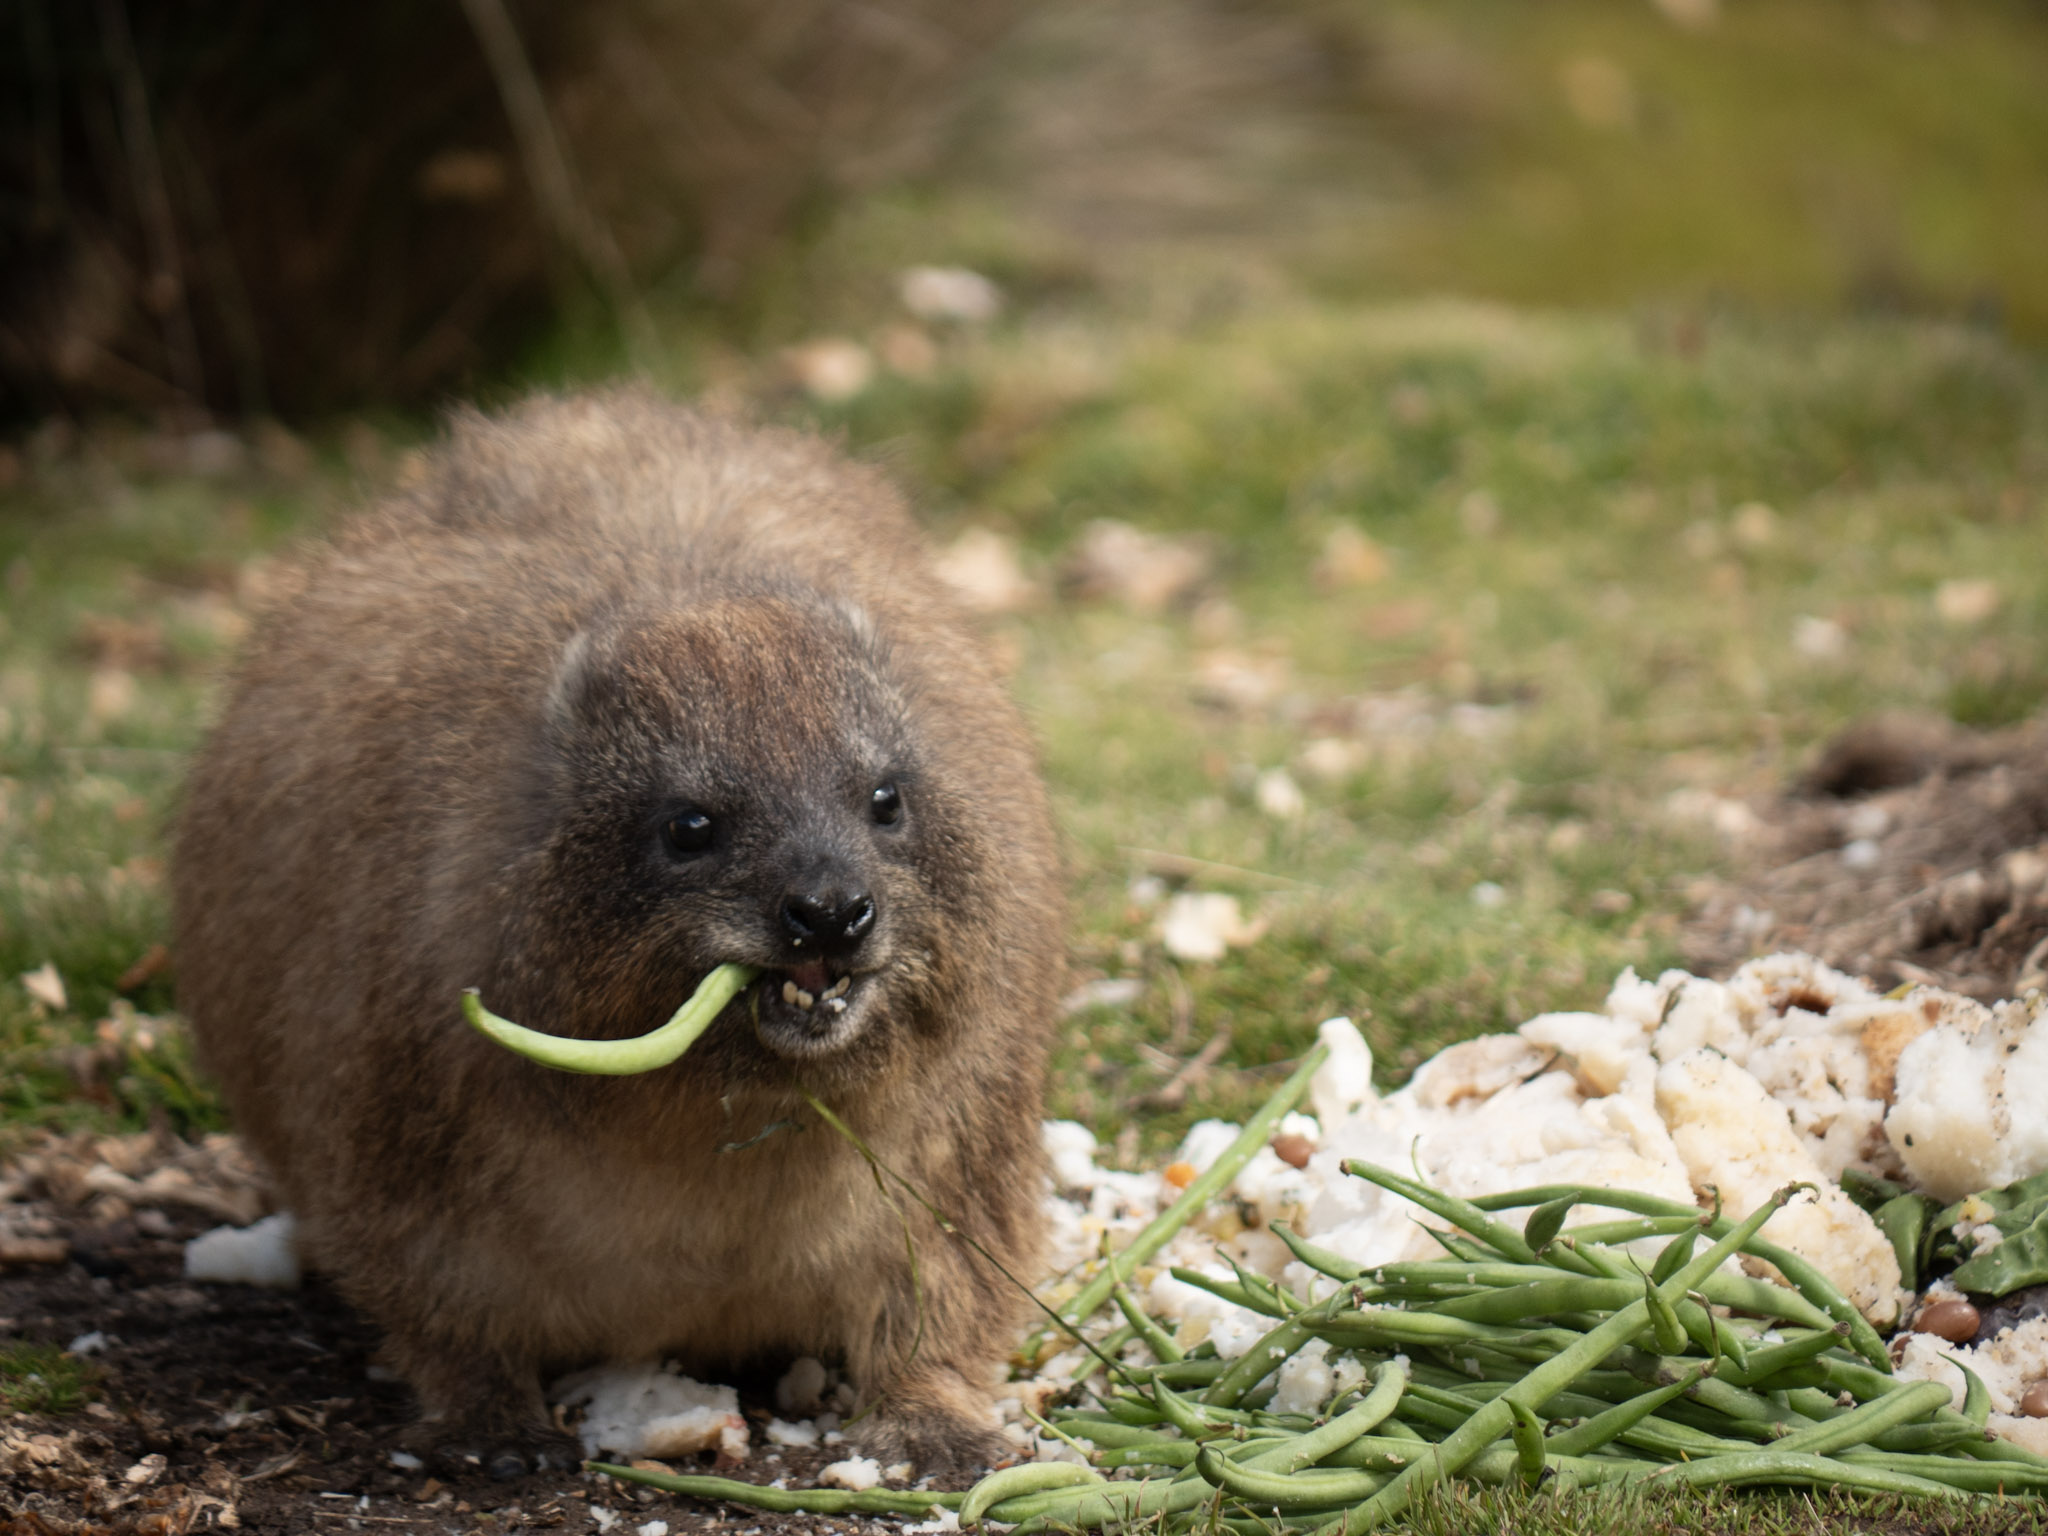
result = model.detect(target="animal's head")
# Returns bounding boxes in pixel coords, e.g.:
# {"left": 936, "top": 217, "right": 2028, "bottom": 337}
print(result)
{"left": 508, "top": 588, "right": 991, "bottom": 1076}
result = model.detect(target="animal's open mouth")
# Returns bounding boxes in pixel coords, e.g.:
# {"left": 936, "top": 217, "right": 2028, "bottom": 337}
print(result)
{"left": 774, "top": 959, "right": 857, "bottom": 1017}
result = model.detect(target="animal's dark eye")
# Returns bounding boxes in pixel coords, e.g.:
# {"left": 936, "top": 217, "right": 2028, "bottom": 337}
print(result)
{"left": 870, "top": 782, "right": 903, "bottom": 826}
{"left": 661, "top": 809, "right": 716, "bottom": 855}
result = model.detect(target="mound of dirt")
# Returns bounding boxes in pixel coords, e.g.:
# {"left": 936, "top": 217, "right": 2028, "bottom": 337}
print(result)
{"left": 1684, "top": 712, "right": 2048, "bottom": 999}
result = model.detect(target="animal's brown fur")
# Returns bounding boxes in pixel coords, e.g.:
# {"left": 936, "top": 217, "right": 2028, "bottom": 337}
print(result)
{"left": 172, "top": 390, "right": 1064, "bottom": 1473}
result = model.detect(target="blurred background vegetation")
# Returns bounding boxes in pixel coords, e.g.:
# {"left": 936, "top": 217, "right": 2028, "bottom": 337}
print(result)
{"left": 6, "top": 0, "right": 2046, "bottom": 419}
{"left": 2, "top": 0, "right": 2046, "bottom": 1151}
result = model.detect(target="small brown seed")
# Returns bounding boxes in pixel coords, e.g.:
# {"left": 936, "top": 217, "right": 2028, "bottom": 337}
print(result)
{"left": 2021, "top": 1381, "right": 2048, "bottom": 1418}
{"left": 1912, "top": 1297, "right": 1981, "bottom": 1343}
{"left": 1271, "top": 1132, "right": 1314, "bottom": 1170}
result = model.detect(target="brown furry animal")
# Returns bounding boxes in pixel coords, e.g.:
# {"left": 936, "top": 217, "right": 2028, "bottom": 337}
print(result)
{"left": 173, "top": 390, "right": 1064, "bottom": 1475}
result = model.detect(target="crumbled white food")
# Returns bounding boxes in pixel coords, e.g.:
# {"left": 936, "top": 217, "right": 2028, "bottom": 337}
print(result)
{"left": 819, "top": 1457, "right": 882, "bottom": 1492}
{"left": 184, "top": 1212, "right": 300, "bottom": 1289}
{"left": 1042, "top": 1121, "right": 1102, "bottom": 1191}
{"left": 766, "top": 1418, "right": 819, "bottom": 1447}
{"left": 1157, "top": 892, "right": 1260, "bottom": 963}
{"left": 1175, "top": 1120, "right": 1243, "bottom": 1174}
{"left": 388, "top": 1450, "right": 424, "bottom": 1471}
{"left": 1654, "top": 1049, "right": 1903, "bottom": 1325}
{"left": 1605, "top": 966, "right": 1683, "bottom": 1029}
{"left": 552, "top": 1363, "right": 748, "bottom": 1461}
{"left": 1893, "top": 1317, "right": 2048, "bottom": 1457}
{"left": 1270, "top": 1338, "right": 1335, "bottom": 1416}
{"left": 903, "top": 1509, "right": 961, "bottom": 1534}
{"left": 1518, "top": 1010, "right": 1648, "bottom": 1096}
{"left": 66, "top": 1332, "right": 108, "bottom": 1356}
{"left": 1310, "top": 1017, "right": 1374, "bottom": 1127}
{"left": 1886, "top": 991, "right": 2048, "bottom": 1200}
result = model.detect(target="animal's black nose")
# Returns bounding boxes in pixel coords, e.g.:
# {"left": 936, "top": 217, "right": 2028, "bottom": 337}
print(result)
{"left": 781, "top": 888, "right": 877, "bottom": 950}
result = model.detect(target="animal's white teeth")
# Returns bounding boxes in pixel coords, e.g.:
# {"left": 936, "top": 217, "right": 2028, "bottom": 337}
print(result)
{"left": 781, "top": 980, "right": 800, "bottom": 1005}
{"left": 795, "top": 988, "right": 815, "bottom": 1009}
{"left": 824, "top": 997, "right": 847, "bottom": 1015}
{"left": 824, "top": 975, "right": 851, "bottom": 999}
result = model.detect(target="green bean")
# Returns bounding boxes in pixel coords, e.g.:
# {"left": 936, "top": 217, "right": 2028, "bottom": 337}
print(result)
{"left": 1560, "top": 1216, "right": 1706, "bottom": 1247}
{"left": 1169, "top": 1266, "right": 1292, "bottom": 1317}
{"left": 1612, "top": 1348, "right": 1811, "bottom": 1434}
{"left": 1648, "top": 1226, "right": 1695, "bottom": 1287}
{"left": 1720, "top": 1323, "right": 1848, "bottom": 1387}
{"left": 1807, "top": 1355, "right": 2048, "bottom": 1468}
{"left": 960, "top": 1462, "right": 1104, "bottom": 1525}
{"left": 1508, "top": 1400, "right": 1546, "bottom": 1486}
{"left": 1070, "top": 1321, "right": 1135, "bottom": 1378}
{"left": 1196, "top": 1446, "right": 1391, "bottom": 1510}
{"left": 1271, "top": 1222, "right": 1367, "bottom": 1282}
{"left": 1872, "top": 1421, "right": 1998, "bottom": 1455}
{"left": 1698, "top": 1272, "right": 1836, "bottom": 1331}
{"left": 1425, "top": 1227, "right": 1504, "bottom": 1264}
{"left": 1313, "top": 1436, "right": 1432, "bottom": 1473}
{"left": 1126, "top": 1359, "right": 1231, "bottom": 1387}
{"left": 1369, "top": 1259, "right": 1568, "bottom": 1288}
{"left": 1767, "top": 1380, "right": 1953, "bottom": 1456}
{"left": 1308, "top": 1184, "right": 1799, "bottom": 1534}
{"left": 1390, "top": 1388, "right": 1471, "bottom": 1435}
{"left": 1052, "top": 1414, "right": 1184, "bottom": 1446}
{"left": 1097, "top": 1440, "right": 1263, "bottom": 1470}
{"left": 1641, "top": 1269, "right": 1688, "bottom": 1355}
{"left": 1224, "top": 1252, "right": 1305, "bottom": 1315}
{"left": 1206, "top": 1290, "right": 1355, "bottom": 1407}
{"left": 1958, "top": 1362, "right": 1991, "bottom": 1428}
{"left": 1341, "top": 1160, "right": 1538, "bottom": 1263}
{"left": 1424, "top": 1275, "right": 1638, "bottom": 1323}
{"left": 1834, "top": 1451, "right": 2048, "bottom": 1493}
{"left": 1245, "top": 1359, "right": 1411, "bottom": 1473}
{"left": 988, "top": 1473, "right": 1210, "bottom": 1529}
{"left": 1543, "top": 1363, "right": 1708, "bottom": 1458}
{"left": 1153, "top": 1380, "right": 1227, "bottom": 1438}
{"left": 1048, "top": 1043, "right": 1329, "bottom": 1337}
{"left": 1642, "top": 1449, "right": 1965, "bottom": 1499}
{"left": 1465, "top": 1184, "right": 1887, "bottom": 1370}
{"left": 1522, "top": 1195, "right": 1576, "bottom": 1254}
{"left": 1114, "top": 1280, "right": 1186, "bottom": 1363}
{"left": 465, "top": 964, "right": 755, "bottom": 1074}
{"left": 589, "top": 1465, "right": 963, "bottom": 1516}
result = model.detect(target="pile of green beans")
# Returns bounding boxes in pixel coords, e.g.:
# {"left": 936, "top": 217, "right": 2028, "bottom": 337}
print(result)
{"left": 597, "top": 1067, "right": 2048, "bottom": 1529}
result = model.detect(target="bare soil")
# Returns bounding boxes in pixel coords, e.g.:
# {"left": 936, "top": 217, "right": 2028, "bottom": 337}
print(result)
{"left": 1684, "top": 713, "right": 2048, "bottom": 999}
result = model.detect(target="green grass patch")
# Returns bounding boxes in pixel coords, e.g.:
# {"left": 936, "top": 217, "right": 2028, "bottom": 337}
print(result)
{"left": 0, "top": 1341, "right": 98, "bottom": 1416}
{"left": 5, "top": 305, "right": 2044, "bottom": 1153}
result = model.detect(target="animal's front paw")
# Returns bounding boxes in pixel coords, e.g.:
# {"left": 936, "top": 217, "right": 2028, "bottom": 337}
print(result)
{"left": 853, "top": 1397, "right": 1010, "bottom": 1481}
{"left": 403, "top": 1420, "right": 581, "bottom": 1481}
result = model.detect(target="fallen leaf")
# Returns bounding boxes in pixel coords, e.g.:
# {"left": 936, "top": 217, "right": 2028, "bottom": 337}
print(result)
{"left": 1157, "top": 892, "right": 1263, "bottom": 962}
{"left": 782, "top": 339, "right": 874, "bottom": 402}
{"left": 933, "top": 528, "right": 1038, "bottom": 614}
{"left": 20, "top": 963, "right": 65, "bottom": 1012}
{"left": 1061, "top": 520, "right": 1211, "bottom": 612}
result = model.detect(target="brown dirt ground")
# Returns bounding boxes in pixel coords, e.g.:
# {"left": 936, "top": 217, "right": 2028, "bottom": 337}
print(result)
{"left": 0, "top": 1136, "right": 938, "bottom": 1535}
{"left": 1683, "top": 712, "right": 2048, "bottom": 1000}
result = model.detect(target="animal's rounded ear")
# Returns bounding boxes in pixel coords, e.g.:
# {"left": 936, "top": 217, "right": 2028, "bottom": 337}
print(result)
{"left": 544, "top": 627, "right": 613, "bottom": 736}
